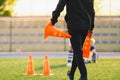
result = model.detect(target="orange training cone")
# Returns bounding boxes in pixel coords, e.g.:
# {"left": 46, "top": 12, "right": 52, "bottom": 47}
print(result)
{"left": 82, "top": 32, "right": 92, "bottom": 58}
{"left": 41, "top": 55, "right": 53, "bottom": 76}
{"left": 26, "top": 54, "right": 35, "bottom": 75}
{"left": 44, "top": 22, "right": 71, "bottom": 39}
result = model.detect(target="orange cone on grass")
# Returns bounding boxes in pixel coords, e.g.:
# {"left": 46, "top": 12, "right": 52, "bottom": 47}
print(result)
{"left": 26, "top": 54, "right": 35, "bottom": 75}
{"left": 83, "top": 32, "right": 92, "bottom": 58}
{"left": 41, "top": 55, "right": 53, "bottom": 76}
{"left": 44, "top": 22, "right": 71, "bottom": 39}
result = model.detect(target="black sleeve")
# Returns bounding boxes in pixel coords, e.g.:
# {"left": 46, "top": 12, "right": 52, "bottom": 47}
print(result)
{"left": 90, "top": 0, "right": 95, "bottom": 30}
{"left": 51, "top": 0, "right": 67, "bottom": 25}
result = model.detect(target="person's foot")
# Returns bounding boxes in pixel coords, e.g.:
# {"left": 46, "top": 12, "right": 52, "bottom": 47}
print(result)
{"left": 67, "top": 62, "right": 72, "bottom": 66}
{"left": 67, "top": 71, "right": 74, "bottom": 80}
{"left": 93, "top": 60, "right": 96, "bottom": 63}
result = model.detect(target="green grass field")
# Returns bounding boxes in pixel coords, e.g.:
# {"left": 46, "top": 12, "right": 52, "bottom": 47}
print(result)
{"left": 0, "top": 58, "right": 120, "bottom": 80}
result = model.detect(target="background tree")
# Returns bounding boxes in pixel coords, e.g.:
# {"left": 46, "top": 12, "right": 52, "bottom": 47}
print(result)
{"left": 0, "top": 0, "right": 16, "bottom": 16}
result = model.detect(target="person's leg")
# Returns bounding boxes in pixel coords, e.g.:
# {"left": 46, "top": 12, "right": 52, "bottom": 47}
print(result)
{"left": 67, "top": 53, "right": 77, "bottom": 80}
{"left": 68, "top": 28, "right": 88, "bottom": 79}
{"left": 67, "top": 50, "right": 73, "bottom": 66}
{"left": 70, "top": 53, "right": 77, "bottom": 75}
{"left": 72, "top": 31, "right": 87, "bottom": 79}
{"left": 77, "top": 31, "right": 88, "bottom": 80}
{"left": 92, "top": 53, "right": 97, "bottom": 63}
{"left": 67, "top": 28, "right": 78, "bottom": 79}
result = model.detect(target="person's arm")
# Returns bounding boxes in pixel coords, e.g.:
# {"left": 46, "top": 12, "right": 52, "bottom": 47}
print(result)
{"left": 90, "top": 0, "right": 95, "bottom": 30}
{"left": 51, "top": 0, "right": 67, "bottom": 25}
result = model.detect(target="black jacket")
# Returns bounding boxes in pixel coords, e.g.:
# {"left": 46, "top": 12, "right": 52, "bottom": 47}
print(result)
{"left": 51, "top": 0, "right": 95, "bottom": 30}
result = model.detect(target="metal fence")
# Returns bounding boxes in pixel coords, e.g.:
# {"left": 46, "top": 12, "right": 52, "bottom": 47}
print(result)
{"left": 0, "top": 16, "right": 120, "bottom": 52}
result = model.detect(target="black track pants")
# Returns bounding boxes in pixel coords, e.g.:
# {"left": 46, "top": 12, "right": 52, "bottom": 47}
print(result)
{"left": 68, "top": 28, "right": 88, "bottom": 78}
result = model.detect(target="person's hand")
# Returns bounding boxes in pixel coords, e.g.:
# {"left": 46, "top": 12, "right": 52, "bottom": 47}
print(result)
{"left": 51, "top": 19, "right": 57, "bottom": 25}
{"left": 51, "top": 21, "right": 56, "bottom": 25}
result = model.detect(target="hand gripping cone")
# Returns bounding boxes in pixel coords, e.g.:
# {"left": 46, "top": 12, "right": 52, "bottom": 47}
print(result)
{"left": 44, "top": 22, "right": 71, "bottom": 39}
{"left": 41, "top": 55, "right": 53, "bottom": 76}
{"left": 26, "top": 54, "right": 35, "bottom": 75}
{"left": 82, "top": 32, "right": 92, "bottom": 58}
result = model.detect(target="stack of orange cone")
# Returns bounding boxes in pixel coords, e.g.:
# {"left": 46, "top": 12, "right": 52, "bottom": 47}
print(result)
{"left": 41, "top": 55, "right": 53, "bottom": 76}
{"left": 44, "top": 22, "right": 71, "bottom": 39}
{"left": 26, "top": 54, "right": 35, "bottom": 75}
{"left": 82, "top": 32, "right": 92, "bottom": 58}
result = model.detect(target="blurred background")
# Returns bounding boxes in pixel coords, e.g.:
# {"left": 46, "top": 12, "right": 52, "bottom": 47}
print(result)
{"left": 0, "top": 0, "right": 120, "bottom": 52}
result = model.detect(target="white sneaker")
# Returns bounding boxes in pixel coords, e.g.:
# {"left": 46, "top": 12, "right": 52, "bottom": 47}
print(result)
{"left": 67, "top": 63, "right": 72, "bottom": 66}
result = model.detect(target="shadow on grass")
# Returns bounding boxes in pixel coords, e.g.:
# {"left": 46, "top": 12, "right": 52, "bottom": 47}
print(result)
{"left": 35, "top": 64, "right": 66, "bottom": 70}
{"left": 51, "top": 64, "right": 66, "bottom": 69}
